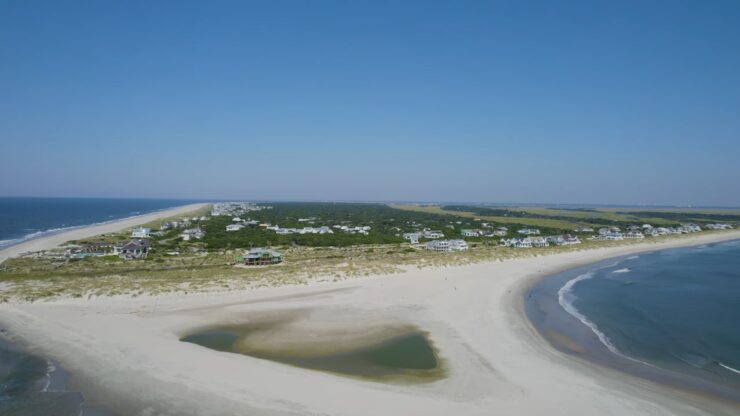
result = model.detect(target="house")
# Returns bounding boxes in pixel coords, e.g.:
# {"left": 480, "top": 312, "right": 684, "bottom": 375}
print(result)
{"left": 598, "top": 227, "right": 621, "bottom": 236}
{"left": 131, "top": 227, "right": 151, "bottom": 238}
{"left": 422, "top": 230, "right": 445, "bottom": 239}
{"left": 115, "top": 239, "right": 150, "bottom": 260}
{"left": 575, "top": 226, "right": 594, "bottom": 233}
{"left": 592, "top": 231, "right": 624, "bottom": 241}
{"left": 180, "top": 228, "right": 206, "bottom": 241}
{"left": 424, "top": 239, "right": 468, "bottom": 252}
{"left": 449, "top": 240, "right": 469, "bottom": 251}
{"left": 500, "top": 238, "right": 532, "bottom": 248}
{"left": 79, "top": 242, "right": 115, "bottom": 254}
{"left": 501, "top": 237, "right": 549, "bottom": 248}
{"left": 529, "top": 237, "right": 549, "bottom": 247}
{"left": 461, "top": 229, "right": 481, "bottom": 237}
{"left": 561, "top": 234, "right": 581, "bottom": 245}
{"left": 517, "top": 228, "right": 540, "bottom": 235}
{"left": 624, "top": 231, "right": 644, "bottom": 239}
{"left": 493, "top": 227, "right": 508, "bottom": 237}
{"left": 244, "top": 248, "right": 283, "bottom": 266}
{"left": 226, "top": 224, "right": 244, "bottom": 232}
{"left": 403, "top": 232, "right": 421, "bottom": 244}
{"left": 706, "top": 223, "right": 733, "bottom": 230}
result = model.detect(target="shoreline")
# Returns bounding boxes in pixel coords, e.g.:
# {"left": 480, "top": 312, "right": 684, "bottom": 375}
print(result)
{"left": 1, "top": 231, "right": 739, "bottom": 414}
{"left": 0, "top": 203, "right": 210, "bottom": 264}
{"left": 523, "top": 244, "right": 740, "bottom": 405}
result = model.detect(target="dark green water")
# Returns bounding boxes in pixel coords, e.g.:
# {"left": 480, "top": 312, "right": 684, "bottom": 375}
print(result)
{"left": 181, "top": 327, "right": 443, "bottom": 382}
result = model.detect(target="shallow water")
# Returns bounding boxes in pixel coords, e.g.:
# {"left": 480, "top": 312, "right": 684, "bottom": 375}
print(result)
{"left": 526, "top": 239, "right": 740, "bottom": 402}
{"left": 181, "top": 325, "right": 443, "bottom": 382}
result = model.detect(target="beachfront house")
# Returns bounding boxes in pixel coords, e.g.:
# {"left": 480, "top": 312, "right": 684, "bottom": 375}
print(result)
{"left": 624, "top": 231, "right": 645, "bottom": 239}
{"left": 706, "top": 223, "right": 733, "bottom": 230}
{"left": 244, "top": 248, "right": 283, "bottom": 266}
{"left": 501, "top": 236, "right": 550, "bottom": 248}
{"left": 226, "top": 224, "right": 244, "bottom": 232}
{"left": 131, "top": 227, "right": 151, "bottom": 238}
{"left": 114, "top": 239, "right": 151, "bottom": 260}
{"left": 461, "top": 229, "right": 482, "bottom": 237}
{"left": 424, "top": 239, "right": 468, "bottom": 252}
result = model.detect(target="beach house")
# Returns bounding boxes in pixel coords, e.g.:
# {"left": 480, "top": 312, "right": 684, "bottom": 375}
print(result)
{"left": 180, "top": 228, "right": 206, "bottom": 241}
{"left": 226, "top": 223, "right": 244, "bottom": 232}
{"left": 244, "top": 248, "right": 283, "bottom": 266}
{"left": 517, "top": 228, "right": 541, "bottom": 235}
{"left": 131, "top": 227, "right": 151, "bottom": 238}
{"left": 424, "top": 239, "right": 468, "bottom": 252}
{"left": 115, "top": 240, "right": 151, "bottom": 260}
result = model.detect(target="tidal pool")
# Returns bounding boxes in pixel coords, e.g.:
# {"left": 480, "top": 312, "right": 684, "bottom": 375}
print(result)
{"left": 181, "top": 323, "right": 445, "bottom": 382}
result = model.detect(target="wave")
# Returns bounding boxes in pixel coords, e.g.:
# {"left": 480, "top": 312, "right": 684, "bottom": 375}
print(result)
{"left": 719, "top": 362, "right": 740, "bottom": 375}
{"left": 557, "top": 271, "right": 655, "bottom": 368}
{"left": 612, "top": 268, "right": 631, "bottom": 274}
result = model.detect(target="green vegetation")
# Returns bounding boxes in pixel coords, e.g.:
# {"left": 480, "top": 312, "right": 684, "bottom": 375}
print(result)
{"left": 0, "top": 202, "right": 738, "bottom": 302}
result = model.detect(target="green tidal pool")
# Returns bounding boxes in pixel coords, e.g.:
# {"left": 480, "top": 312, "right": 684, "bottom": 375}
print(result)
{"left": 181, "top": 324, "right": 445, "bottom": 382}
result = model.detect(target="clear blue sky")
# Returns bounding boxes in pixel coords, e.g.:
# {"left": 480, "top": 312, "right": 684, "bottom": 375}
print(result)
{"left": 1, "top": 1, "right": 739, "bottom": 206}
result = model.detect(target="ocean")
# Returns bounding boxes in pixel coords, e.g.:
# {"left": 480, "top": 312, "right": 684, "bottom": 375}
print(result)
{"left": 526, "top": 239, "right": 740, "bottom": 401}
{"left": 0, "top": 197, "right": 204, "bottom": 250}
{"left": 0, "top": 197, "right": 203, "bottom": 415}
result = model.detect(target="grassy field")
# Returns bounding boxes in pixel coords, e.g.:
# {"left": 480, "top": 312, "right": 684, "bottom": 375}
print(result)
{"left": 389, "top": 204, "right": 585, "bottom": 229}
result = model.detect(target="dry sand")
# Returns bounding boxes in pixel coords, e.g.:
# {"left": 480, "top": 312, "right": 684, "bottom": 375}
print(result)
{"left": 0, "top": 203, "right": 209, "bottom": 263}
{"left": 1, "top": 230, "right": 740, "bottom": 415}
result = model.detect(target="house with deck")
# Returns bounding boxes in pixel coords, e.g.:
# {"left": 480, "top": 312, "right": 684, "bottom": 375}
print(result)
{"left": 244, "top": 248, "right": 283, "bottom": 266}
{"left": 115, "top": 240, "right": 151, "bottom": 260}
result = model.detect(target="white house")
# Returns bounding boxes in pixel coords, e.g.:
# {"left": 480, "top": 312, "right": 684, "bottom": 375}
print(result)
{"left": 624, "top": 231, "right": 644, "bottom": 239}
{"left": 226, "top": 224, "right": 244, "bottom": 232}
{"left": 706, "top": 223, "right": 733, "bottom": 230}
{"left": 425, "top": 239, "right": 468, "bottom": 252}
{"left": 422, "top": 230, "right": 445, "bottom": 239}
{"left": 461, "top": 229, "right": 481, "bottom": 237}
{"left": 131, "top": 227, "right": 151, "bottom": 238}
{"left": 180, "top": 228, "right": 206, "bottom": 241}
{"left": 517, "top": 228, "right": 541, "bottom": 235}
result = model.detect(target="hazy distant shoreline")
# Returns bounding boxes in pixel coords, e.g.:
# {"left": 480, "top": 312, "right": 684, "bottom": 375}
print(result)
{"left": 0, "top": 203, "right": 210, "bottom": 263}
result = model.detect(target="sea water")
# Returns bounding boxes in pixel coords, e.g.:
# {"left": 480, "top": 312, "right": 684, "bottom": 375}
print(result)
{"left": 0, "top": 197, "right": 203, "bottom": 250}
{"left": 527, "top": 239, "right": 740, "bottom": 400}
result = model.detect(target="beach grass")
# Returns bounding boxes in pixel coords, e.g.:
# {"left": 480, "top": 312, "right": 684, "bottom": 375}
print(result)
{"left": 1, "top": 230, "right": 735, "bottom": 303}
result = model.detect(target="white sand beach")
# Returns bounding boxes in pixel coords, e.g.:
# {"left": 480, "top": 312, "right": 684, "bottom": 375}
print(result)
{"left": 1, "top": 230, "right": 740, "bottom": 415}
{"left": 0, "top": 203, "right": 209, "bottom": 263}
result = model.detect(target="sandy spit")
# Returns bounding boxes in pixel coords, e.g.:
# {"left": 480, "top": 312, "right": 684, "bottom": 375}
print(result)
{"left": 0, "top": 203, "right": 210, "bottom": 263}
{"left": 1, "top": 230, "right": 740, "bottom": 415}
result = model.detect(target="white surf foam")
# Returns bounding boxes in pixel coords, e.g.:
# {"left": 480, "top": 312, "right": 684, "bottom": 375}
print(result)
{"left": 557, "top": 271, "right": 655, "bottom": 367}
{"left": 612, "top": 268, "right": 631, "bottom": 274}
{"left": 719, "top": 362, "right": 740, "bottom": 375}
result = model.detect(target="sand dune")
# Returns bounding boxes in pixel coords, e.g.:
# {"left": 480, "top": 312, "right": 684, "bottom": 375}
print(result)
{"left": 1, "top": 230, "right": 739, "bottom": 415}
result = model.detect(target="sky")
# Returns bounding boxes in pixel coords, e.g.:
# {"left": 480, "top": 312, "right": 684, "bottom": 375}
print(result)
{"left": 1, "top": 0, "right": 739, "bottom": 206}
